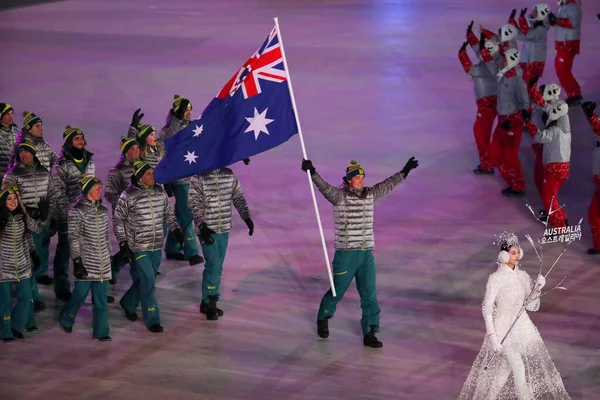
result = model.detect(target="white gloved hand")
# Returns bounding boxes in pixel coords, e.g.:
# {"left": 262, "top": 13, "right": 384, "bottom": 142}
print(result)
{"left": 535, "top": 274, "right": 546, "bottom": 290}
{"left": 488, "top": 333, "right": 503, "bottom": 353}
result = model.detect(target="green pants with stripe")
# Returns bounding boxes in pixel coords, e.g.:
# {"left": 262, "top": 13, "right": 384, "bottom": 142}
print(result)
{"left": 59, "top": 280, "right": 109, "bottom": 339}
{"left": 200, "top": 232, "right": 229, "bottom": 303}
{"left": 120, "top": 251, "right": 162, "bottom": 328}
{"left": 0, "top": 278, "right": 33, "bottom": 339}
{"left": 317, "top": 250, "right": 380, "bottom": 335}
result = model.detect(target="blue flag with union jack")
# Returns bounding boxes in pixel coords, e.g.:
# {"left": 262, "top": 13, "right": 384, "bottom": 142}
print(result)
{"left": 153, "top": 25, "right": 299, "bottom": 183}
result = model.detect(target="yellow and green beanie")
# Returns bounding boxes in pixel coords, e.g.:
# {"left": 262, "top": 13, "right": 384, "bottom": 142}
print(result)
{"left": 63, "top": 125, "right": 84, "bottom": 144}
{"left": 137, "top": 124, "right": 155, "bottom": 142}
{"left": 172, "top": 94, "right": 192, "bottom": 112}
{"left": 345, "top": 160, "right": 365, "bottom": 181}
{"left": 1, "top": 103, "right": 13, "bottom": 119}
{"left": 79, "top": 176, "right": 102, "bottom": 196}
{"left": 134, "top": 160, "right": 152, "bottom": 181}
{"left": 22, "top": 111, "right": 42, "bottom": 131}
{"left": 120, "top": 137, "right": 139, "bottom": 155}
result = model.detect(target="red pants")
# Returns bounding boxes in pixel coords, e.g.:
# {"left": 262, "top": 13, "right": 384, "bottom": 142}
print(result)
{"left": 554, "top": 49, "right": 581, "bottom": 98}
{"left": 520, "top": 62, "right": 545, "bottom": 85}
{"left": 542, "top": 162, "right": 569, "bottom": 228}
{"left": 491, "top": 114, "right": 526, "bottom": 191}
{"left": 532, "top": 143, "right": 544, "bottom": 198}
{"left": 474, "top": 97, "right": 497, "bottom": 171}
{"left": 588, "top": 176, "right": 600, "bottom": 251}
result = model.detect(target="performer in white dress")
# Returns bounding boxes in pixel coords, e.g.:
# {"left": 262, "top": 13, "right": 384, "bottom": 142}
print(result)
{"left": 459, "top": 232, "right": 570, "bottom": 399}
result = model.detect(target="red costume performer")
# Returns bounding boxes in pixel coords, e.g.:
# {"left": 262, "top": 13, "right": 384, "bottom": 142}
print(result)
{"left": 582, "top": 101, "right": 600, "bottom": 254}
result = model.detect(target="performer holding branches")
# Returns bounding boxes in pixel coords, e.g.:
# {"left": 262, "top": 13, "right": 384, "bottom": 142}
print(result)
{"left": 459, "top": 232, "right": 570, "bottom": 399}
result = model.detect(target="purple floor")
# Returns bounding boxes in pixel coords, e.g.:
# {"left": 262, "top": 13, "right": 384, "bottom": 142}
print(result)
{"left": 1, "top": 0, "right": 599, "bottom": 399}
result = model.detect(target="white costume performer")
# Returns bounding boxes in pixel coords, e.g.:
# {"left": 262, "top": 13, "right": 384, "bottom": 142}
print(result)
{"left": 459, "top": 233, "right": 570, "bottom": 399}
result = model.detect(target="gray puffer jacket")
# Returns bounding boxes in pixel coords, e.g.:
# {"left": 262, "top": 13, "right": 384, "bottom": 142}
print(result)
{"left": 518, "top": 22, "right": 550, "bottom": 63}
{"left": 312, "top": 171, "right": 404, "bottom": 251}
{"left": 105, "top": 155, "right": 135, "bottom": 208}
{"left": 158, "top": 113, "right": 190, "bottom": 185}
{"left": 113, "top": 177, "right": 179, "bottom": 253}
{"left": 497, "top": 74, "right": 529, "bottom": 116}
{"left": 189, "top": 168, "right": 251, "bottom": 234}
{"left": 555, "top": 1, "right": 581, "bottom": 43}
{"left": 68, "top": 196, "right": 112, "bottom": 281}
{"left": 0, "top": 211, "right": 43, "bottom": 282}
{"left": 2, "top": 158, "right": 51, "bottom": 217}
{"left": 0, "top": 123, "right": 18, "bottom": 182}
{"left": 49, "top": 147, "right": 95, "bottom": 222}
{"left": 9, "top": 130, "right": 57, "bottom": 171}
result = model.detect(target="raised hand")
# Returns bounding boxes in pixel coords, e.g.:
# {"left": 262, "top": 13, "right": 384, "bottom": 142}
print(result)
{"left": 582, "top": 101, "right": 597, "bottom": 118}
{"left": 519, "top": 8, "right": 527, "bottom": 18}
{"left": 459, "top": 41, "right": 468, "bottom": 52}
{"left": 400, "top": 156, "right": 419, "bottom": 178}
{"left": 301, "top": 159, "right": 316, "bottom": 175}
{"left": 509, "top": 9, "right": 517, "bottom": 20}
{"left": 467, "top": 20, "right": 474, "bottom": 34}
{"left": 131, "top": 108, "right": 144, "bottom": 128}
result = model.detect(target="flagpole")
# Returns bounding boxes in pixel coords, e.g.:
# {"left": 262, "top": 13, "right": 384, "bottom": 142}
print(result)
{"left": 274, "top": 17, "right": 337, "bottom": 297}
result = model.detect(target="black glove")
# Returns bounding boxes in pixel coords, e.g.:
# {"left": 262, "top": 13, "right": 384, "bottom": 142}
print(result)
{"left": 597, "top": 13, "right": 600, "bottom": 20}
{"left": 28, "top": 207, "right": 41, "bottom": 220}
{"left": 119, "top": 241, "right": 134, "bottom": 264}
{"left": 243, "top": 158, "right": 251, "bottom": 165}
{"left": 163, "top": 183, "right": 175, "bottom": 197}
{"left": 509, "top": 9, "right": 516, "bottom": 19}
{"left": 500, "top": 119, "right": 512, "bottom": 131}
{"left": 528, "top": 75, "right": 539, "bottom": 89}
{"left": 301, "top": 159, "right": 316, "bottom": 175}
{"left": 171, "top": 227, "right": 185, "bottom": 247}
{"left": 542, "top": 111, "right": 549, "bottom": 126}
{"left": 467, "top": 20, "right": 474, "bottom": 34}
{"left": 400, "top": 156, "right": 419, "bottom": 178}
{"left": 548, "top": 12, "right": 557, "bottom": 26}
{"left": 49, "top": 219, "right": 58, "bottom": 236}
{"left": 244, "top": 218, "right": 254, "bottom": 236}
{"left": 198, "top": 222, "right": 215, "bottom": 245}
{"left": 519, "top": 7, "right": 527, "bottom": 18}
{"left": 73, "top": 257, "right": 88, "bottom": 280}
{"left": 131, "top": 108, "right": 144, "bottom": 128}
{"left": 582, "top": 101, "right": 597, "bottom": 118}
{"left": 479, "top": 32, "right": 486, "bottom": 49}
{"left": 459, "top": 41, "right": 468, "bottom": 52}
{"left": 174, "top": 99, "right": 189, "bottom": 120}
{"left": 30, "top": 251, "right": 40, "bottom": 268}
{"left": 37, "top": 197, "right": 50, "bottom": 221}
{"left": 522, "top": 109, "right": 532, "bottom": 123}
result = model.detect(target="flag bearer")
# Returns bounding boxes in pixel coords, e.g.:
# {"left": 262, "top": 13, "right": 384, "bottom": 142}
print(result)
{"left": 302, "top": 157, "right": 419, "bottom": 348}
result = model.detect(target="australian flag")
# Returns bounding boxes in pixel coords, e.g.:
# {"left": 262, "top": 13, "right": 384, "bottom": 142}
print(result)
{"left": 153, "top": 25, "right": 299, "bottom": 183}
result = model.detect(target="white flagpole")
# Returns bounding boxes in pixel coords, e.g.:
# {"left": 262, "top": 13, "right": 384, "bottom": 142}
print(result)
{"left": 274, "top": 17, "right": 337, "bottom": 297}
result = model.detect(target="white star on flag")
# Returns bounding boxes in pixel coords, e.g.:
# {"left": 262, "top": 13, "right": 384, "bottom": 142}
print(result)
{"left": 184, "top": 151, "right": 198, "bottom": 165}
{"left": 244, "top": 107, "right": 274, "bottom": 140}
{"left": 192, "top": 125, "right": 203, "bottom": 137}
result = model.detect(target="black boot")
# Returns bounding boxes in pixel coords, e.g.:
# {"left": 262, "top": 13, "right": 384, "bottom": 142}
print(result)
{"left": 538, "top": 210, "right": 548, "bottom": 222}
{"left": 566, "top": 95, "right": 582, "bottom": 107}
{"left": 473, "top": 165, "right": 494, "bottom": 175}
{"left": 317, "top": 319, "right": 329, "bottom": 339}
{"left": 501, "top": 186, "right": 513, "bottom": 195}
{"left": 26, "top": 326, "right": 39, "bottom": 333}
{"left": 166, "top": 253, "right": 185, "bottom": 261}
{"left": 60, "top": 325, "right": 72, "bottom": 333}
{"left": 96, "top": 336, "right": 112, "bottom": 342}
{"left": 188, "top": 255, "right": 204, "bottom": 266}
{"left": 109, "top": 276, "right": 118, "bottom": 285}
{"left": 55, "top": 292, "right": 71, "bottom": 302}
{"left": 148, "top": 324, "right": 164, "bottom": 333}
{"left": 12, "top": 330, "right": 24, "bottom": 340}
{"left": 2, "top": 337, "right": 15, "bottom": 343}
{"left": 34, "top": 301, "right": 46, "bottom": 313}
{"left": 119, "top": 298, "right": 138, "bottom": 321}
{"left": 200, "top": 300, "right": 223, "bottom": 317}
{"left": 36, "top": 275, "right": 53, "bottom": 285}
{"left": 363, "top": 326, "right": 383, "bottom": 348}
{"left": 205, "top": 296, "right": 220, "bottom": 321}
{"left": 587, "top": 248, "right": 600, "bottom": 255}
{"left": 504, "top": 188, "right": 525, "bottom": 197}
